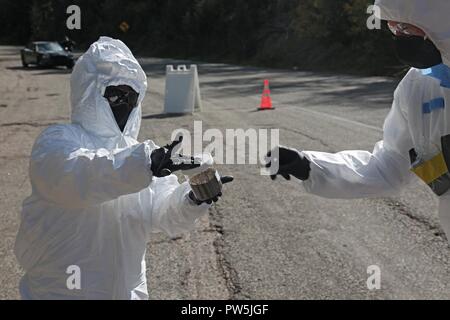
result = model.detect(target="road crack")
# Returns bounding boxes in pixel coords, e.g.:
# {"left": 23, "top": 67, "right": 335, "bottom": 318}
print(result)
{"left": 208, "top": 206, "right": 250, "bottom": 299}
{"left": 0, "top": 121, "right": 58, "bottom": 128}
{"left": 279, "top": 126, "right": 332, "bottom": 149}
{"left": 383, "top": 198, "right": 446, "bottom": 238}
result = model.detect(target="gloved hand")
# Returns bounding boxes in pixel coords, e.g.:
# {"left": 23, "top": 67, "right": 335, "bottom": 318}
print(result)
{"left": 150, "top": 136, "right": 200, "bottom": 177}
{"left": 265, "top": 146, "right": 311, "bottom": 181}
{"left": 188, "top": 176, "right": 234, "bottom": 205}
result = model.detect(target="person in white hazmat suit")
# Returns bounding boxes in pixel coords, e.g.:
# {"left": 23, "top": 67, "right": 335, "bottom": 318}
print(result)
{"left": 266, "top": 0, "right": 450, "bottom": 242}
{"left": 14, "top": 36, "right": 232, "bottom": 300}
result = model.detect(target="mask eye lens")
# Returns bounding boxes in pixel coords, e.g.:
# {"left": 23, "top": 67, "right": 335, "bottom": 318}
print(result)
{"left": 388, "top": 22, "right": 426, "bottom": 38}
{"left": 388, "top": 22, "right": 408, "bottom": 36}
{"left": 104, "top": 86, "right": 139, "bottom": 108}
{"left": 108, "top": 96, "right": 119, "bottom": 103}
{"left": 128, "top": 92, "right": 138, "bottom": 107}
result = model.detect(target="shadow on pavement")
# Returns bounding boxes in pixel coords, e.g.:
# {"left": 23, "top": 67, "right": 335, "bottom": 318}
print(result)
{"left": 33, "top": 69, "right": 72, "bottom": 75}
{"left": 6, "top": 65, "right": 72, "bottom": 75}
{"left": 138, "top": 57, "right": 399, "bottom": 109}
{"left": 0, "top": 48, "right": 20, "bottom": 56}
{"left": 142, "top": 113, "right": 190, "bottom": 120}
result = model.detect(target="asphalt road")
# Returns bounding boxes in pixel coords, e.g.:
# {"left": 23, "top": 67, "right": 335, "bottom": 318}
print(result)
{"left": 1, "top": 45, "right": 449, "bottom": 299}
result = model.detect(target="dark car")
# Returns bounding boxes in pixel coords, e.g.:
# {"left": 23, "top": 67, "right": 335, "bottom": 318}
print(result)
{"left": 21, "top": 41, "right": 75, "bottom": 69}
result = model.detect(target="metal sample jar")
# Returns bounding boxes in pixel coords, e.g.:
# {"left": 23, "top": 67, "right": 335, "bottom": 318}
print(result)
{"left": 188, "top": 167, "right": 223, "bottom": 202}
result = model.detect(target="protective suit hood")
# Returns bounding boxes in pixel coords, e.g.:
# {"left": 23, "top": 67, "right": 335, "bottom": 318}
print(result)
{"left": 375, "top": 0, "right": 450, "bottom": 66}
{"left": 70, "top": 36, "right": 147, "bottom": 140}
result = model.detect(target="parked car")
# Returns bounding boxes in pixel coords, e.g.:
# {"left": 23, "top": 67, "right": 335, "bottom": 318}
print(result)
{"left": 21, "top": 41, "right": 75, "bottom": 69}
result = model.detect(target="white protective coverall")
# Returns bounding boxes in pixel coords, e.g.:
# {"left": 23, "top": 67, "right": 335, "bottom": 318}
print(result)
{"left": 301, "top": 0, "right": 450, "bottom": 241}
{"left": 14, "top": 37, "right": 210, "bottom": 300}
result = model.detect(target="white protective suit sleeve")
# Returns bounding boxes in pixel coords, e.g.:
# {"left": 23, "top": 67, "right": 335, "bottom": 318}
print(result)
{"left": 30, "top": 124, "right": 155, "bottom": 209}
{"left": 138, "top": 176, "right": 211, "bottom": 239}
{"left": 301, "top": 81, "right": 416, "bottom": 199}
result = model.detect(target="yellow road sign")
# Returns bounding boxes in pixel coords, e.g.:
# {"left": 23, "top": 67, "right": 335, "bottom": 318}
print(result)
{"left": 119, "top": 21, "right": 130, "bottom": 33}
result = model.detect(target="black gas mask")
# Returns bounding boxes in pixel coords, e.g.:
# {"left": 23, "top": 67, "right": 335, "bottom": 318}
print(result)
{"left": 393, "top": 35, "right": 443, "bottom": 69}
{"left": 104, "top": 85, "right": 139, "bottom": 132}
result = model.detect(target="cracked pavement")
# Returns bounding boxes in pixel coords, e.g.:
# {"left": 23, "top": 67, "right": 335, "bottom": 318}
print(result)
{"left": 1, "top": 46, "right": 450, "bottom": 299}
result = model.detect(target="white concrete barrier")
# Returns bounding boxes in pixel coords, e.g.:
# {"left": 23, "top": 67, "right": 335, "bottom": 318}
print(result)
{"left": 164, "top": 64, "right": 202, "bottom": 114}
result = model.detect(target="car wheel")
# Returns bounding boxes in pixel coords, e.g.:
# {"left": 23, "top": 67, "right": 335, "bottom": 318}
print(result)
{"left": 21, "top": 53, "right": 28, "bottom": 68}
{"left": 66, "top": 61, "right": 74, "bottom": 70}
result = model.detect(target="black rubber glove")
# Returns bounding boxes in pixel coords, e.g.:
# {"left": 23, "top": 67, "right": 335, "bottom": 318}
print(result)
{"left": 188, "top": 176, "right": 234, "bottom": 205}
{"left": 150, "top": 136, "right": 200, "bottom": 177}
{"left": 265, "top": 146, "right": 311, "bottom": 181}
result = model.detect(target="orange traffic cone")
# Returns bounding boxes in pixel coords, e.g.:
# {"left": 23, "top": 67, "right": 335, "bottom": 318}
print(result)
{"left": 258, "top": 79, "right": 275, "bottom": 111}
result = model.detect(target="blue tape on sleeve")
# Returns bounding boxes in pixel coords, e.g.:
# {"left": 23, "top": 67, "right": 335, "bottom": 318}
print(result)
{"left": 423, "top": 97, "right": 445, "bottom": 114}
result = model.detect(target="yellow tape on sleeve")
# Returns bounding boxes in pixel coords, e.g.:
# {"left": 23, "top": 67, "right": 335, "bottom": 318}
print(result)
{"left": 411, "top": 152, "right": 449, "bottom": 185}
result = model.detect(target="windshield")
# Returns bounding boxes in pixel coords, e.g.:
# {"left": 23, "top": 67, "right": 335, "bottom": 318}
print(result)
{"left": 37, "top": 42, "right": 64, "bottom": 52}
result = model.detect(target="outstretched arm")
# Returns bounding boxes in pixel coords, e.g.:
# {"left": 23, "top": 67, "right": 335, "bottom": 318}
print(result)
{"left": 268, "top": 83, "right": 416, "bottom": 199}
{"left": 141, "top": 175, "right": 211, "bottom": 239}
{"left": 30, "top": 125, "right": 156, "bottom": 208}
{"left": 304, "top": 85, "right": 415, "bottom": 199}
